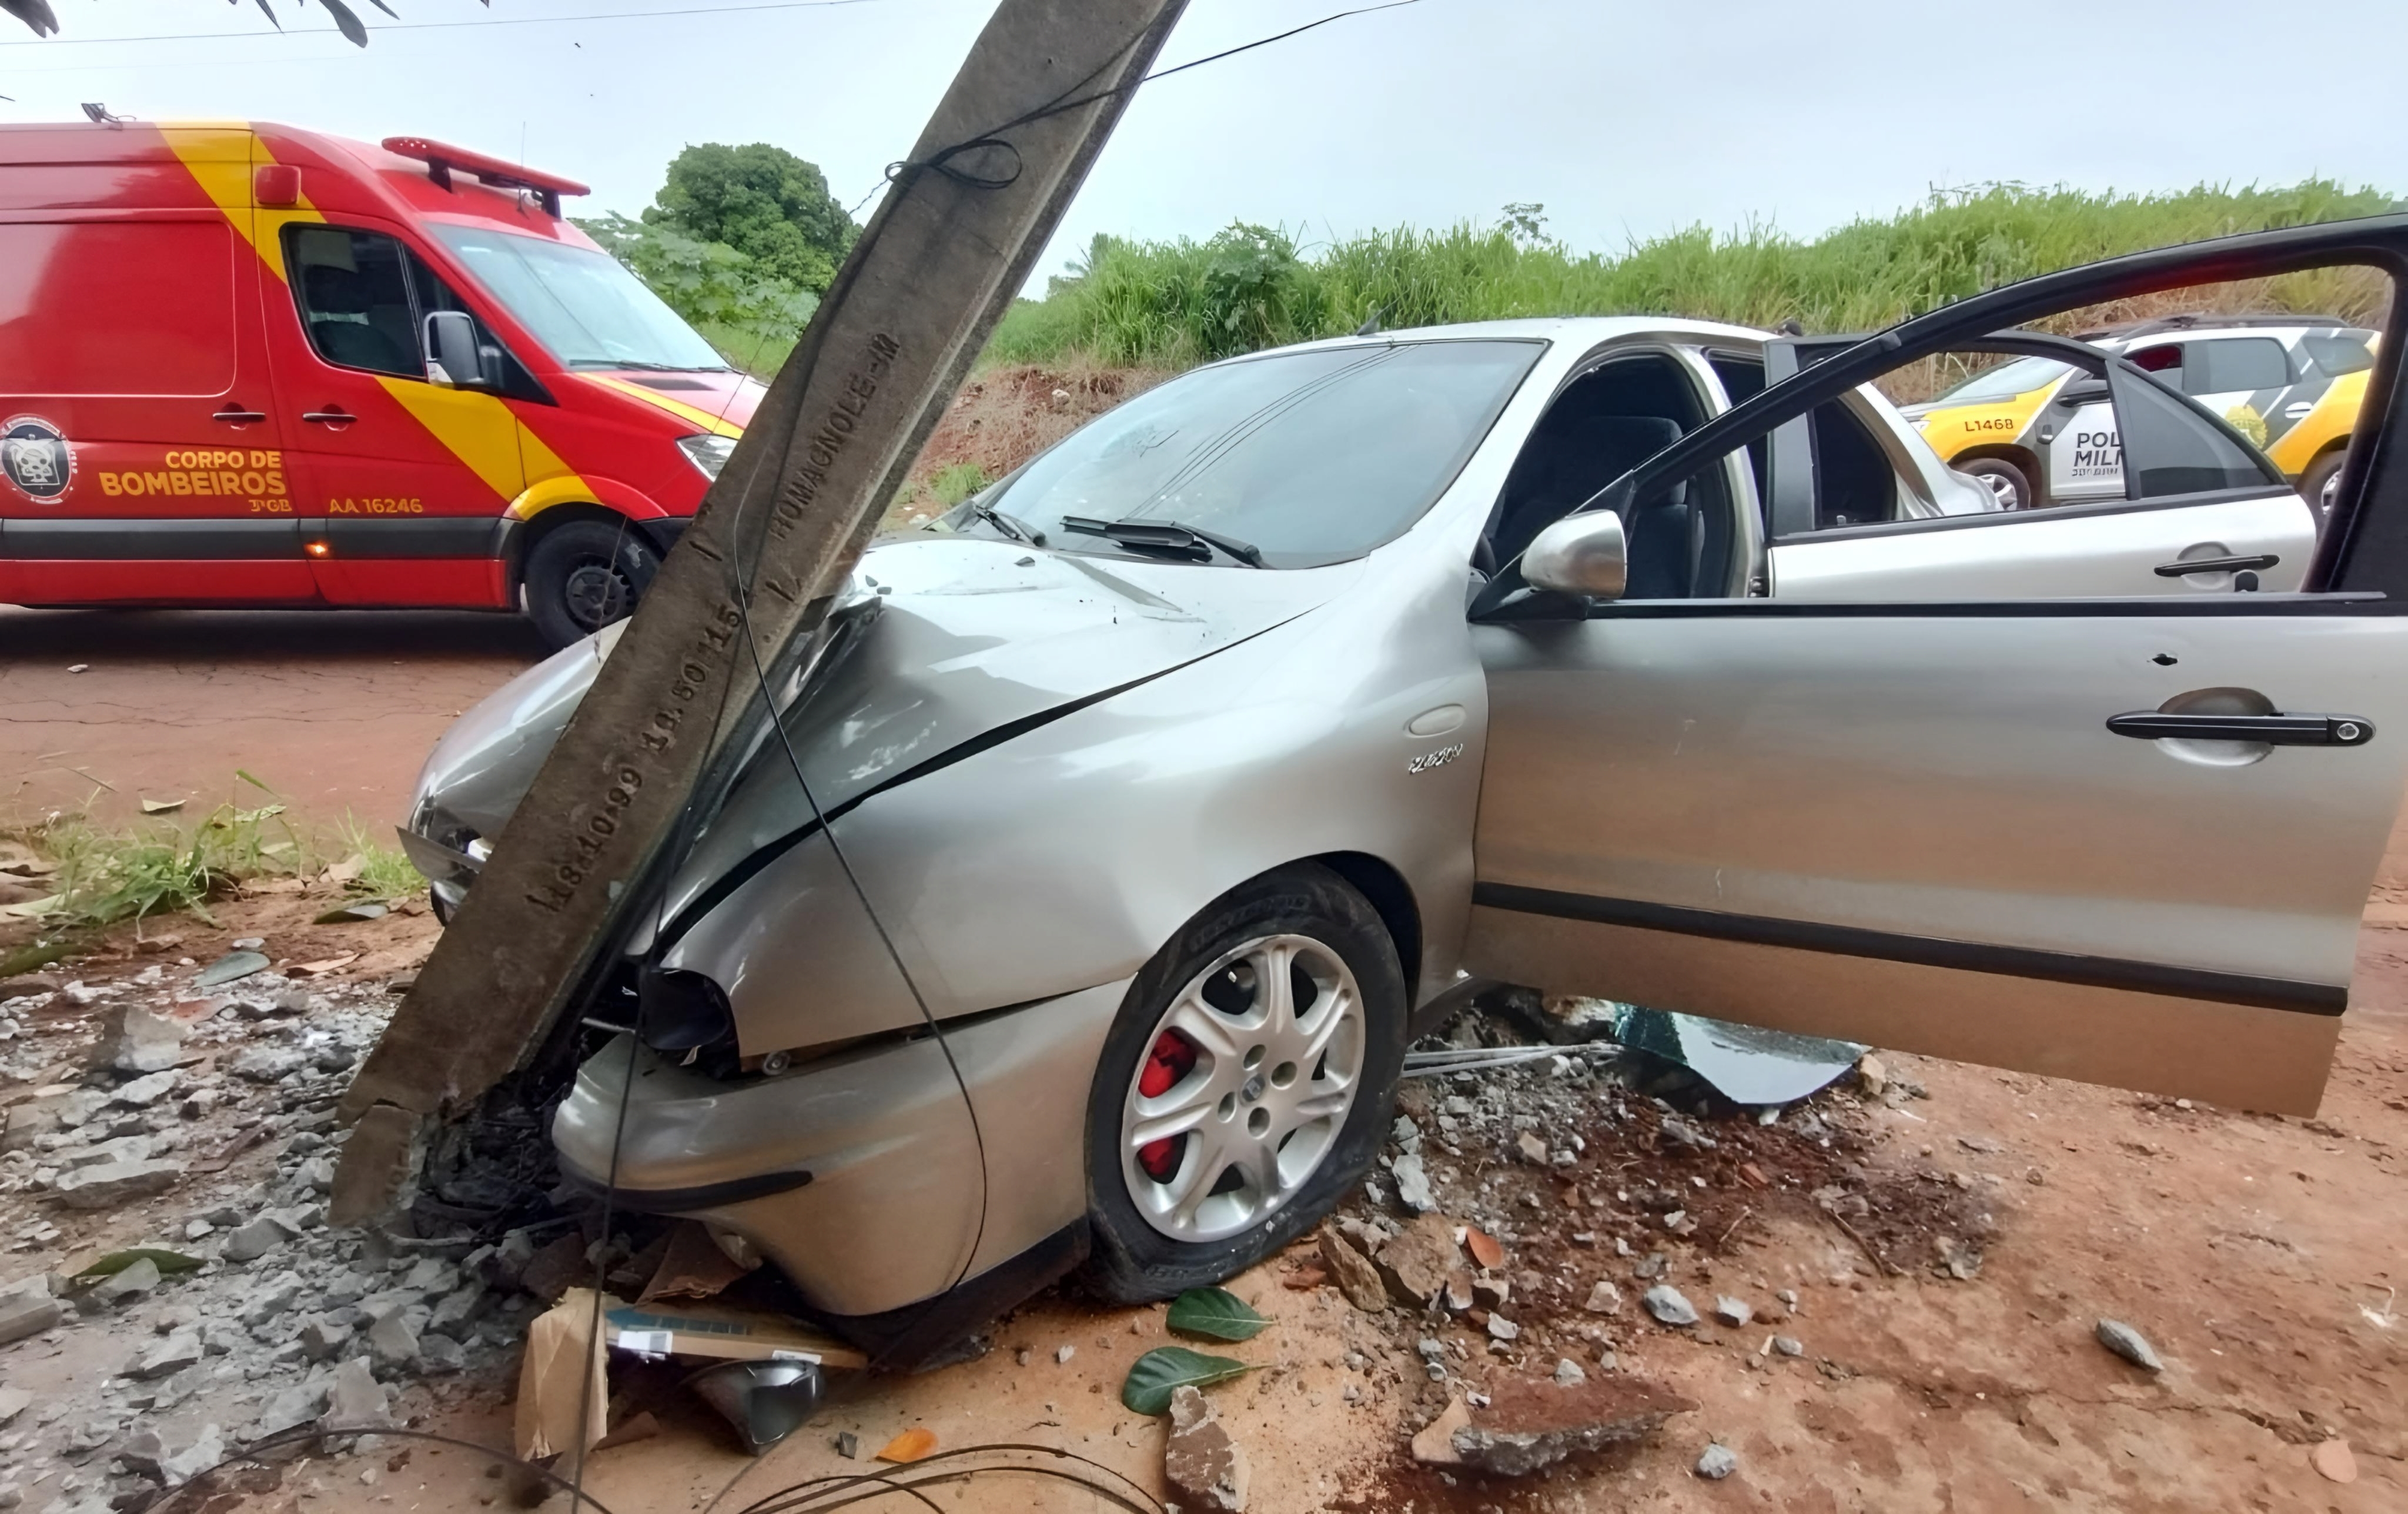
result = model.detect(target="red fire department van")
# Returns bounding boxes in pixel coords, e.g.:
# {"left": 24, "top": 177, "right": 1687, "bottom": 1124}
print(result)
{"left": 0, "top": 122, "right": 762, "bottom": 647}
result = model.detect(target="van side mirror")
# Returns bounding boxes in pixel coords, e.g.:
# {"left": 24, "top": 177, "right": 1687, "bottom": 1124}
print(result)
{"left": 1523, "top": 510, "right": 1627, "bottom": 600}
{"left": 425, "top": 310, "right": 500, "bottom": 391}
{"left": 2058, "top": 377, "right": 2112, "bottom": 405}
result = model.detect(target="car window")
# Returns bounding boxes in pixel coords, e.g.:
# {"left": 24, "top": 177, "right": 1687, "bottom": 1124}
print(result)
{"left": 1483, "top": 349, "right": 1735, "bottom": 597}
{"left": 2302, "top": 331, "right": 2376, "bottom": 377}
{"left": 965, "top": 339, "right": 1543, "bottom": 570}
{"left": 286, "top": 226, "right": 421, "bottom": 379}
{"left": 2187, "top": 337, "right": 2290, "bottom": 393}
{"left": 1804, "top": 399, "right": 1897, "bottom": 528}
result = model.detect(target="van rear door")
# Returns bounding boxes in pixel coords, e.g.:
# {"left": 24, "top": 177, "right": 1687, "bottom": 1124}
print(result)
{"left": 262, "top": 218, "right": 527, "bottom": 606}
{"left": 0, "top": 126, "right": 302, "bottom": 604}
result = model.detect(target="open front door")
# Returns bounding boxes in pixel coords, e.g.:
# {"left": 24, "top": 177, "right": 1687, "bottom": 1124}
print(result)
{"left": 1466, "top": 599, "right": 2407, "bottom": 1114}
{"left": 1462, "top": 213, "right": 2408, "bottom": 1114}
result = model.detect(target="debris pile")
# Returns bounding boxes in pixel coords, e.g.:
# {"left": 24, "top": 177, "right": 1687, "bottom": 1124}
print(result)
{"left": 0, "top": 927, "right": 584, "bottom": 1509}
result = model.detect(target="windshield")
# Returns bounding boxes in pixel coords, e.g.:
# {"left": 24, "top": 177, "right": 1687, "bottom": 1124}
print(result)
{"left": 428, "top": 223, "right": 730, "bottom": 372}
{"left": 967, "top": 340, "right": 1541, "bottom": 569}
{"left": 1934, "top": 354, "right": 2071, "bottom": 405}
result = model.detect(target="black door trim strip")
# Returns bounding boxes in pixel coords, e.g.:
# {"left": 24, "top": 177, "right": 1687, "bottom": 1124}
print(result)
{"left": 1577, "top": 591, "right": 2399, "bottom": 620}
{"left": 1471, "top": 882, "right": 2347, "bottom": 1015}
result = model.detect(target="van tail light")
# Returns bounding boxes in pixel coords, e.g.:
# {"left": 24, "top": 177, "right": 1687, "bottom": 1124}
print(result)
{"left": 254, "top": 164, "right": 302, "bottom": 208}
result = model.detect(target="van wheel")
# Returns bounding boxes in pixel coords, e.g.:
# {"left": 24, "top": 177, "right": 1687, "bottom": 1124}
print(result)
{"left": 524, "top": 520, "right": 660, "bottom": 650}
{"left": 1081, "top": 864, "right": 1407, "bottom": 1305}
{"left": 1955, "top": 457, "right": 2035, "bottom": 512}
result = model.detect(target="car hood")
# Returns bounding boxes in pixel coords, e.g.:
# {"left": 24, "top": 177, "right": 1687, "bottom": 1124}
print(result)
{"left": 410, "top": 535, "right": 1354, "bottom": 925}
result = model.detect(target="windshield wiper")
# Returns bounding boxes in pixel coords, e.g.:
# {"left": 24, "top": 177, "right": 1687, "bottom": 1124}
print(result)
{"left": 968, "top": 502, "right": 1046, "bottom": 546}
{"left": 1058, "top": 515, "right": 1263, "bottom": 567}
{"left": 570, "top": 359, "right": 737, "bottom": 373}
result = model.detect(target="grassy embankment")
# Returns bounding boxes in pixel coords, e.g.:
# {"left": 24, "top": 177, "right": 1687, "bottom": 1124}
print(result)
{"left": 985, "top": 181, "right": 2396, "bottom": 372}
{"left": 832, "top": 180, "right": 2399, "bottom": 513}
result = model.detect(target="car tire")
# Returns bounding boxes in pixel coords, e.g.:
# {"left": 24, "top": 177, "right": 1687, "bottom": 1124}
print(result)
{"left": 523, "top": 519, "right": 661, "bottom": 650}
{"left": 2302, "top": 449, "right": 2349, "bottom": 526}
{"left": 1080, "top": 864, "right": 1407, "bottom": 1305}
{"left": 1954, "top": 456, "right": 2036, "bottom": 512}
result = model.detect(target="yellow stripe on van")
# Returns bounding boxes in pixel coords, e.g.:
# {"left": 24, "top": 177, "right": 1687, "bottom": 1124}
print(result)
{"left": 162, "top": 124, "right": 327, "bottom": 278}
{"left": 375, "top": 380, "right": 529, "bottom": 502}
{"left": 581, "top": 375, "right": 745, "bottom": 437}
{"left": 504, "top": 473, "right": 603, "bottom": 522}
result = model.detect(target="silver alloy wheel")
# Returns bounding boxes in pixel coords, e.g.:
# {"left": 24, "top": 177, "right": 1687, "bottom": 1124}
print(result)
{"left": 2320, "top": 467, "right": 2343, "bottom": 519}
{"left": 1978, "top": 470, "right": 2023, "bottom": 510}
{"left": 1119, "top": 933, "right": 1367, "bottom": 1244}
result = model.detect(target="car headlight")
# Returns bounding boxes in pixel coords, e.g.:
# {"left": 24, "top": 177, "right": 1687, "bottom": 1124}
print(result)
{"left": 677, "top": 433, "right": 737, "bottom": 481}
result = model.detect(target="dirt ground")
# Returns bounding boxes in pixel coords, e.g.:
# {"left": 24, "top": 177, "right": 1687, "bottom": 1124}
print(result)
{"left": 0, "top": 607, "right": 550, "bottom": 832}
{"left": 2, "top": 616, "right": 2406, "bottom": 1513}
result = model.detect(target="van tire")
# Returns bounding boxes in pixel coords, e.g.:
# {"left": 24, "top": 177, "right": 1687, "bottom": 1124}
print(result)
{"left": 1955, "top": 456, "right": 2036, "bottom": 512}
{"left": 524, "top": 519, "right": 660, "bottom": 650}
{"left": 1079, "top": 864, "right": 1407, "bottom": 1305}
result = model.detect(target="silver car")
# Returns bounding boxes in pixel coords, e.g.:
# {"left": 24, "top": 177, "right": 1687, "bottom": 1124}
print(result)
{"left": 399, "top": 219, "right": 2408, "bottom": 1356}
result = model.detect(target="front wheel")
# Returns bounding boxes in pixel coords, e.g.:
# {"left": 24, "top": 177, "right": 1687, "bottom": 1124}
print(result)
{"left": 523, "top": 519, "right": 661, "bottom": 650}
{"left": 1081, "top": 865, "right": 1407, "bottom": 1304}
{"left": 1955, "top": 456, "right": 2036, "bottom": 512}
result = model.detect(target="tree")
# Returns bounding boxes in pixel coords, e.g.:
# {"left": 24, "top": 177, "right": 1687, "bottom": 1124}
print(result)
{"left": 644, "top": 143, "right": 858, "bottom": 296}
{"left": 6, "top": 0, "right": 422, "bottom": 48}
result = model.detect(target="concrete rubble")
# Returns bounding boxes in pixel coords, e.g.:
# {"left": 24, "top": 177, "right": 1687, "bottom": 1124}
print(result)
{"left": 0, "top": 939, "right": 577, "bottom": 1508}
{"left": 1162, "top": 1382, "right": 1249, "bottom": 1512}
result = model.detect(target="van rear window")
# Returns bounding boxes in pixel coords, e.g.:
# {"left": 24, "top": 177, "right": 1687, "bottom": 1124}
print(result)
{"left": 0, "top": 221, "right": 236, "bottom": 396}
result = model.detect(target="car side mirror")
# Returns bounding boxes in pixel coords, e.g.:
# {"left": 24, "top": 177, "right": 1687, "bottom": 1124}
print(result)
{"left": 2059, "top": 377, "right": 2111, "bottom": 405}
{"left": 425, "top": 310, "right": 499, "bottom": 390}
{"left": 1523, "top": 511, "right": 1627, "bottom": 600}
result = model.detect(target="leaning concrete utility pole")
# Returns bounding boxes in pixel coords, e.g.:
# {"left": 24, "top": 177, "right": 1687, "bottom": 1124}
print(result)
{"left": 333, "top": 0, "right": 1191, "bottom": 1221}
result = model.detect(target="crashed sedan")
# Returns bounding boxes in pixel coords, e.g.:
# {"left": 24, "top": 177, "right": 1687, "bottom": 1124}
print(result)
{"left": 399, "top": 217, "right": 2408, "bottom": 1356}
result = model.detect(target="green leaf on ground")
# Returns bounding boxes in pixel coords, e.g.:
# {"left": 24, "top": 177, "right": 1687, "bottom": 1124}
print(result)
{"left": 1121, "top": 1346, "right": 1250, "bottom": 1415}
{"left": 194, "top": 949, "right": 269, "bottom": 988}
{"left": 1165, "top": 1286, "right": 1270, "bottom": 1342}
{"left": 313, "top": 901, "right": 389, "bottom": 924}
{"left": 69, "top": 1248, "right": 204, "bottom": 1286}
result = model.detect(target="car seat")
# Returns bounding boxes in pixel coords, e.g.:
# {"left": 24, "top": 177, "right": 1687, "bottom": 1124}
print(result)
{"left": 303, "top": 263, "right": 411, "bottom": 375}
{"left": 1489, "top": 414, "right": 1694, "bottom": 594}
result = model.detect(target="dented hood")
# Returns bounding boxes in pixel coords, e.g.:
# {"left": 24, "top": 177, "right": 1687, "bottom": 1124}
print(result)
{"left": 410, "top": 534, "right": 1353, "bottom": 925}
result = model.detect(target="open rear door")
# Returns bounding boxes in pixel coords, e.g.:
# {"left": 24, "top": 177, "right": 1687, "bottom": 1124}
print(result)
{"left": 1464, "top": 214, "right": 2408, "bottom": 1113}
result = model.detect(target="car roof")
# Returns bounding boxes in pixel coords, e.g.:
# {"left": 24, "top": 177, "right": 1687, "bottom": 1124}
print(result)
{"left": 1242, "top": 314, "right": 1775, "bottom": 359}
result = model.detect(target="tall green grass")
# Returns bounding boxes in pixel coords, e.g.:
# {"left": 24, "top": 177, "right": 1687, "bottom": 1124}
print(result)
{"left": 986, "top": 181, "right": 2399, "bottom": 372}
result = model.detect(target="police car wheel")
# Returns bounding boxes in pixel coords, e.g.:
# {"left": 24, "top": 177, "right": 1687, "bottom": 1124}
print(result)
{"left": 1956, "top": 457, "right": 2034, "bottom": 512}
{"left": 525, "top": 520, "right": 661, "bottom": 650}
{"left": 2302, "top": 450, "right": 2348, "bottom": 525}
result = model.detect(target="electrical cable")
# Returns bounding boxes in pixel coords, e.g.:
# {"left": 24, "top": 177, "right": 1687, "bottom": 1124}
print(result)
{"left": 848, "top": 0, "right": 1423, "bottom": 214}
{"left": 145, "top": 1425, "right": 631, "bottom": 1514}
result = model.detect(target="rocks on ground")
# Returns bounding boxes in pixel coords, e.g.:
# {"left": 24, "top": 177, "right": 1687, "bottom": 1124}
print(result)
{"left": 1163, "top": 1383, "right": 1249, "bottom": 1512}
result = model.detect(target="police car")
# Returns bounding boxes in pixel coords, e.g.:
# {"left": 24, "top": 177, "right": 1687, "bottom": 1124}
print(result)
{"left": 1901, "top": 315, "right": 2377, "bottom": 517}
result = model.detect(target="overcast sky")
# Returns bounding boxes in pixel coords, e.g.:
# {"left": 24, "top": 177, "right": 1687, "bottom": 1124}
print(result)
{"left": 5, "top": 0, "right": 2405, "bottom": 289}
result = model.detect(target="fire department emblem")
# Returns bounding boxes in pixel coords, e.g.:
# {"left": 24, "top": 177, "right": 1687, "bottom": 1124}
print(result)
{"left": 1, "top": 417, "right": 73, "bottom": 504}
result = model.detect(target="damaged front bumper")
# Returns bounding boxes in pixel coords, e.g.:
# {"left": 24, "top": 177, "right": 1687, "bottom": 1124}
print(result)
{"left": 550, "top": 977, "right": 1130, "bottom": 1323}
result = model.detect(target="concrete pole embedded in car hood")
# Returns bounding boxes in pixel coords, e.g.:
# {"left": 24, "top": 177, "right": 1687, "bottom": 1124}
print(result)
{"left": 331, "top": 0, "right": 1193, "bottom": 1224}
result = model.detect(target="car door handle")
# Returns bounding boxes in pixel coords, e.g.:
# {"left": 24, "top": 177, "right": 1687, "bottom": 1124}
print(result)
{"left": 301, "top": 408, "right": 356, "bottom": 427}
{"left": 2106, "top": 711, "right": 2375, "bottom": 746}
{"left": 212, "top": 405, "right": 267, "bottom": 425}
{"left": 2285, "top": 401, "right": 2315, "bottom": 420}
{"left": 2153, "top": 553, "right": 2277, "bottom": 577}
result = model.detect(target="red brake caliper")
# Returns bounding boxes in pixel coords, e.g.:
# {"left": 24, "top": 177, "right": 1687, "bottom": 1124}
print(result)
{"left": 1135, "top": 1030, "right": 1198, "bottom": 1182}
